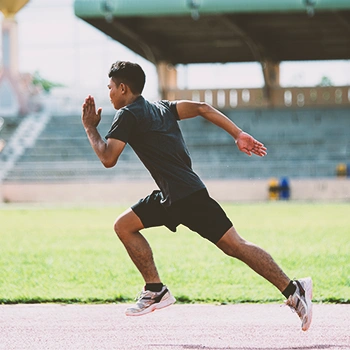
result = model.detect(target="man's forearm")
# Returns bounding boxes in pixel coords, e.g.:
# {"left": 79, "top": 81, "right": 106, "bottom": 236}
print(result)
{"left": 199, "top": 103, "right": 242, "bottom": 140}
{"left": 84, "top": 127, "right": 108, "bottom": 162}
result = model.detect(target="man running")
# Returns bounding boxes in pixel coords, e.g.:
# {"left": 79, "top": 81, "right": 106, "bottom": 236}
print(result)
{"left": 82, "top": 61, "right": 312, "bottom": 331}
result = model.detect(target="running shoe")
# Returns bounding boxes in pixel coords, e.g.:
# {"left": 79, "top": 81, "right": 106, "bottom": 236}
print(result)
{"left": 125, "top": 285, "right": 176, "bottom": 316}
{"left": 286, "top": 277, "right": 313, "bottom": 331}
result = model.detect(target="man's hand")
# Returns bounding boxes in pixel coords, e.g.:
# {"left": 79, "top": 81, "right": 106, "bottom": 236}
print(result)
{"left": 235, "top": 132, "right": 267, "bottom": 157}
{"left": 82, "top": 95, "right": 102, "bottom": 130}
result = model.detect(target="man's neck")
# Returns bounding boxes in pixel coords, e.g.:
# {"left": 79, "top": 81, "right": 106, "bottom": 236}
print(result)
{"left": 125, "top": 94, "right": 141, "bottom": 106}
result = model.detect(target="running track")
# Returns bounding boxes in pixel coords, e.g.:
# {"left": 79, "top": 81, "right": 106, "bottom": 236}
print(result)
{"left": 0, "top": 304, "right": 349, "bottom": 349}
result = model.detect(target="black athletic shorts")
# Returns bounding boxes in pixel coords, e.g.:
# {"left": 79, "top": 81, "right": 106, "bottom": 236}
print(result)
{"left": 131, "top": 188, "right": 233, "bottom": 244}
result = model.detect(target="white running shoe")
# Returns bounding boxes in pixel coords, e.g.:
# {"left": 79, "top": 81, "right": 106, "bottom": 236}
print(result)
{"left": 125, "top": 285, "right": 176, "bottom": 316}
{"left": 286, "top": 277, "right": 313, "bottom": 331}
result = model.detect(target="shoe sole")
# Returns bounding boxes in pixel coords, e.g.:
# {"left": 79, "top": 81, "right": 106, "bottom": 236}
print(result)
{"left": 301, "top": 277, "right": 313, "bottom": 331}
{"left": 125, "top": 294, "right": 176, "bottom": 317}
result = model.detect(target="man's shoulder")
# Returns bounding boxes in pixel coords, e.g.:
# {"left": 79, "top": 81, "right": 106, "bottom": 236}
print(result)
{"left": 154, "top": 99, "right": 177, "bottom": 108}
{"left": 136, "top": 98, "right": 173, "bottom": 111}
{"left": 155, "top": 100, "right": 179, "bottom": 120}
{"left": 112, "top": 108, "right": 133, "bottom": 122}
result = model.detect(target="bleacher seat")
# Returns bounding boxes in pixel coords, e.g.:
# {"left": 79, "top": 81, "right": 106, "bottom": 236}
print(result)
{"left": 3, "top": 107, "right": 350, "bottom": 181}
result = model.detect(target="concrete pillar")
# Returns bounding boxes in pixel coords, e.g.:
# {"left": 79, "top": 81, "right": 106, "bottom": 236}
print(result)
{"left": 0, "top": 18, "right": 22, "bottom": 116}
{"left": 156, "top": 61, "right": 178, "bottom": 100}
{"left": 2, "top": 17, "right": 19, "bottom": 77}
{"left": 0, "top": 0, "right": 30, "bottom": 75}
{"left": 264, "top": 61, "right": 280, "bottom": 88}
{"left": 262, "top": 60, "right": 280, "bottom": 106}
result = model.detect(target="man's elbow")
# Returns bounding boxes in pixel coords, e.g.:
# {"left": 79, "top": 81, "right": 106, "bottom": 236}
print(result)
{"left": 101, "top": 157, "right": 118, "bottom": 168}
{"left": 197, "top": 102, "right": 212, "bottom": 116}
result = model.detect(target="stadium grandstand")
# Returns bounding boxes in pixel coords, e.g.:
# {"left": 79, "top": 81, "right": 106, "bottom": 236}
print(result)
{"left": 0, "top": 0, "right": 349, "bottom": 202}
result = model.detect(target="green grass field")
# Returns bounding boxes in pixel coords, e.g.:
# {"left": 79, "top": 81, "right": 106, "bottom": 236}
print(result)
{"left": 0, "top": 202, "right": 349, "bottom": 304}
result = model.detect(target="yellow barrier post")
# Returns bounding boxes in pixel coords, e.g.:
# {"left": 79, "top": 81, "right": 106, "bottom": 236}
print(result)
{"left": 268, "top": 178, "right": 279, "bottom": 200}
{"left": 336, "top": 163, "right": 347, "bottom": 177}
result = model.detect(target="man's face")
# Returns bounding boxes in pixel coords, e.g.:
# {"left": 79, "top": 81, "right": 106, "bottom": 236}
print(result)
{"left": 108, "top": 78, "right": 124, "bottom": 110}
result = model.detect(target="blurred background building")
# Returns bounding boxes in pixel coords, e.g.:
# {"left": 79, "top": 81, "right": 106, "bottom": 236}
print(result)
{"left": 0, "top": 0, "right": 349, "bottom": 203}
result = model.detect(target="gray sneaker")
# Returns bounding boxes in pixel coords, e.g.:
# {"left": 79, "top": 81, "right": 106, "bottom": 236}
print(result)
{"left": 286, "top": 277, "right": 313, "bottom": 331}
{"left": 125, "top": 285, "right": 176, "bottom": 316}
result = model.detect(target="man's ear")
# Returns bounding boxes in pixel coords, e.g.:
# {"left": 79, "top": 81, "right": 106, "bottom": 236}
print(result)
{"left": 120, "top": 83, "right": 127, "bottom": 94}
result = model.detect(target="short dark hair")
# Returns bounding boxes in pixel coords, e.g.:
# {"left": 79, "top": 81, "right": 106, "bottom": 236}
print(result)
{"left": 108, "top": 61, "right": 146, "bottom": 94}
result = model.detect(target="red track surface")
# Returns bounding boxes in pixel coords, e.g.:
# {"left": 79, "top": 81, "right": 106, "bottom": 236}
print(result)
{"left": 1, "top": 304, "right": 349, "bottom": 349}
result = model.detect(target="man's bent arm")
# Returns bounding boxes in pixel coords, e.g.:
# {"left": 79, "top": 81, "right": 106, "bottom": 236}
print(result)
{"left": 176, "top": 100, "right": 242, "bottom": 140}
{"left": 84, "top": 127, "right": 126, "bottom": 168}
{"left": 176, "top": 100, "right": 267, "bottom": 157}
{"left": 82, "top": 95, "right": 126, "bottom": 167}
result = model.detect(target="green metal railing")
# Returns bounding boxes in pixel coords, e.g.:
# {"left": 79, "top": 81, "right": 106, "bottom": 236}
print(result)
{"left": 74, "top": 0, "right": 350, "bottom": 18}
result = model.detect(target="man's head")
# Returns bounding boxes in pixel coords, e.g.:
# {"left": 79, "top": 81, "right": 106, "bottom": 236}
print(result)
{"left": 108, "top": 61, "right": 146, "bottom": 95}
{"left": 108, "top": 61, "right": 146, "bottom": 109}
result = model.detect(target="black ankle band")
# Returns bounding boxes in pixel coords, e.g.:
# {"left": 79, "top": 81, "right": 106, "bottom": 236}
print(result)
{"left": 145, "top": 283, "right": 163, "bottom": 292}
{"left": 282, "top": 281, "right": 296, "bottom": 298}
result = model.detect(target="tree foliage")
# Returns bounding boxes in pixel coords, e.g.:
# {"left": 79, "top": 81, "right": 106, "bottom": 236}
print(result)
{"left": 32, "top": 71, "right": 64, "bottom": 93}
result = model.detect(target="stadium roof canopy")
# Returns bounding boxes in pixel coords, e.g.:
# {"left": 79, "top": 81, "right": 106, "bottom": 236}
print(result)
{"left": 74, "top": 0, "right": 350, "bottom": 65}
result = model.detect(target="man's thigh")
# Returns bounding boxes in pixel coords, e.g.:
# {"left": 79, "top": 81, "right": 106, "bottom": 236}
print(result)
{"left": 170, "top": 189, "right": 233, "bottom": 244}
{"left": 131, "top": 190, "right": 178, "bottom": 232}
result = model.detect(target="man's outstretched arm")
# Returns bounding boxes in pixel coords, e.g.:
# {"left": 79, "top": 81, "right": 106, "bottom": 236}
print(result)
{"left": 82, "top": 95, "right": 126, "bottom": 167}
{"left": 176, "top": 100, "right": 267, "bottom": 157}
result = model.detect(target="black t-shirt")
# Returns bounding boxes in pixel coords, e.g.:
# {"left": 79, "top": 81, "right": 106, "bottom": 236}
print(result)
{"left": 105, "top": 96, "right": 205, "bottom": 206}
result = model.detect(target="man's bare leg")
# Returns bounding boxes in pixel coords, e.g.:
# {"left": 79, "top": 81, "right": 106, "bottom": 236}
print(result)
{"left": 217, "top": 227, "right": 313, "bottom": 331}
{"left": 114, "top": 208, "right": 161, "bottom": 283}
{"left": 114, "top": 208, "right": 176, "bottom": 316}
{"left": 216, "top": 226, "right": 290, "bottom": 292}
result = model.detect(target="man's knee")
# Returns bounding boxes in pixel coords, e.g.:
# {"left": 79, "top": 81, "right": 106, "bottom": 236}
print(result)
{"left": 114, "top": 216, "right": 126, "bottom": 238}
{"left": 216, "top": 227, "right": 246, "bottom": 258}
{"left": 113, "top": 208, "right": 144, "bottom": 240}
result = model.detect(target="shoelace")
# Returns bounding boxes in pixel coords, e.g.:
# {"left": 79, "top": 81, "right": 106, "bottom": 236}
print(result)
{"left": 135, "top": 290, "right": 154, "bottom": 301}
